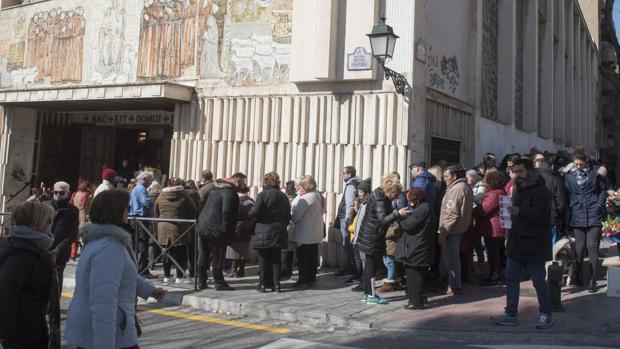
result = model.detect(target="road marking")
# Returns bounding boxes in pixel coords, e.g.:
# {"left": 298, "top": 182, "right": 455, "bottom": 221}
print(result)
{"left": 61, "top": 291, "right": 291, "bottom": 334}
{"left": 260, "top": 339, "right": 360, "bottom": 348}
{"left": 470, "top": 346, "right": 617, "bottom": 349}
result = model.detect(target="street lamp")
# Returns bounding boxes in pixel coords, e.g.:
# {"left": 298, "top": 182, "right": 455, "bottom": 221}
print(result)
{"left": 367, "top": 18, "right": 411, "bottom": 96}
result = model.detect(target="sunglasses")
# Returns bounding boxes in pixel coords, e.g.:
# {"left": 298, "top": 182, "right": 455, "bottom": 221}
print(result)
{"left": 53, "top": 191, "right": 65, "bottom": 195}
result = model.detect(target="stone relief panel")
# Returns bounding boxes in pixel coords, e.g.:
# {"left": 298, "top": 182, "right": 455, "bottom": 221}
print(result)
{"left": 481, "top": 0, "right": 498, "bottom": 120}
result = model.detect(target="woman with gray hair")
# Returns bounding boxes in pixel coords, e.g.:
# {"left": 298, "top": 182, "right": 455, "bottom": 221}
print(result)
{"left": 289, "top": 175, "right": 326, "bottom": 288}
{"left": 0, "top": 201, "right": 56, "bottom": 349}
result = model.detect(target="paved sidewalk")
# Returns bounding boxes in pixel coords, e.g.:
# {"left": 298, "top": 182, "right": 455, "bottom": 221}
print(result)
{"left": 62, "top": 244, "right": 620, "bottom": 336}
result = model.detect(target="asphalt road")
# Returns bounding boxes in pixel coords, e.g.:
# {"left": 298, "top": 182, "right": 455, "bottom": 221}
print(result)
{"left": 59, "top": 295, "right": 619, "bottom": 349}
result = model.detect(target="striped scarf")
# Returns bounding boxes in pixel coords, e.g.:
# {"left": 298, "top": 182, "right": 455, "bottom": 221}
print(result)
{"left": 573, "top": 167, "right": 588, "bottom": 187}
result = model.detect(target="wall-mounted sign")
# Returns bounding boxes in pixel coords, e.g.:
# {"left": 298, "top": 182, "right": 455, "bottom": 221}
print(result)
{"left": 66, "top": 111, "right": 174, "bottom": 127}
{"left": 347, "top": 47, "right": 373, "bottom": 71}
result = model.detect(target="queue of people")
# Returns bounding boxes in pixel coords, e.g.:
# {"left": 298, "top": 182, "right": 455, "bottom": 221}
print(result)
{"left": 2, "top": 146, "right": 619, "bottom": 348}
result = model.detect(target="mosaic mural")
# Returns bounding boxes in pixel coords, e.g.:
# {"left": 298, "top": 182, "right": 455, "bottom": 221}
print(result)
{"left": 0, "top": 0, "right": 293, "bottom": 88}
{"left": 24, "top": 7, "right": 85, "bottom": 83}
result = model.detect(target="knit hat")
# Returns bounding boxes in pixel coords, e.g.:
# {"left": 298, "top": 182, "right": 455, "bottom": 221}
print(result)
{"left": 101, "top": 166, "right": 117, "bottom": 182}
{"left": 358, "top": 179, "right": 372, "bottom": 193}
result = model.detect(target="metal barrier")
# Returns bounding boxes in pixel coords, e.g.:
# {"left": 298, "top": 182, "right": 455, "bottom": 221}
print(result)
{"left": 0, "top": 212, "right": 14, "bottom": 238}
{"left": 128, "top": 216, "right": 198, "bottom": 290}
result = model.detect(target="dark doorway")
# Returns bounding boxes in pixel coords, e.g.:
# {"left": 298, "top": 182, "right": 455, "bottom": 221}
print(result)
{"left": 37, "top": 122, "right": 172, "bottom": 189}
{"left": 430, "top": 137, "right": 461, "bottom": 166}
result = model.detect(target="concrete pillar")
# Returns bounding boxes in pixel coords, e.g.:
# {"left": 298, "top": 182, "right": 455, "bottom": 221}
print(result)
{"left": 497, "top": 0, "right": 516, "bottom": 125}
{"left": 539, "top": 0, "right": 553, "bottom": 139}
{"left": 564, "top": 1, "right": 574, "bottom": 146}
{"left": 522, "top": 0, "right": 538, "bottom": 132}
{"left": 409, "top": 0, "right": 427, "bottom": 165}
{"left": 553, "top": 0, "right": 565, "bottom": 143}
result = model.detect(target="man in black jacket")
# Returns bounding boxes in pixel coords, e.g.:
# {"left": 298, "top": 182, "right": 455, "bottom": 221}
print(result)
{"left": 535, "top": 155, "right": 567, "bottom": 244}
{"left": 46, "top": 181, "right": 79, "bottom": 294}
{"left": 196, "top": 178, "right": 240, "bottom": 291}
{"left": 492, "top": 159, "right": 554, "bottom": 329}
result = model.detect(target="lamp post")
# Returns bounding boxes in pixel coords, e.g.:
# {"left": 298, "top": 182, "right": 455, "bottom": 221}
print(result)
{"left": 367, "top": 18, "right": 411, "bottom": 96}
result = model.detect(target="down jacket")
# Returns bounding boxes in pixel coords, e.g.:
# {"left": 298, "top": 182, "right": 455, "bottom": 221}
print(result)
{"left": 506, "top": 174, "right": 552, "bottom": 262}
{"left": 564, "top": 166, "right": 607, "bottom": 228}
{"left": 65, "top": 223, "right": 155, "bottom": 349}
{"left": 0, "top": 229, "right": 54, "bottom": 347}
{"left": 356, "top": 187, "right": 401, "bottom": 257}
{"left": 290, "top": 191, "right": 325, "bottom": 245}
{"left": 196, "top": 180, "right": 240, "bottom": 244}
{"left": 249, "top": 185, "right": 291, "bottom": 249}
{"left": 395, "top": 201, "right": 436, "bottom": 267}
{"left": 473, "top": 188, "right": 505, "bottom": 238}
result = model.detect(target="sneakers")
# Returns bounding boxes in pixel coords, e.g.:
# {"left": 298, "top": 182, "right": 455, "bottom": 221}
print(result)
{"left": 365, "top": 295, "right": 388, "bottom": 305}
{"left": 163, "top": 277, "right": 171, "bottom": 285}
{"left": 536, "top": 314, "right": 554, "bottom": 329}
{"left": 491, "top": 313, "right": 518, "bottom": 326}
{"left": 361, "top": 293, "right": 368, "bottom": 302}
{"left": 344, "top": 276, "right": 359, "bottom": 285}
{"left": 175, "top": 278, "right": 194, "bottom": 285}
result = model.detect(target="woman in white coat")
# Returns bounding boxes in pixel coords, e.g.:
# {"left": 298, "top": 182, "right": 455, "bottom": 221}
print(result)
{"left": 289, "top": 176, "right": 326, "bottom": 288}
{"left": 65, "top": 189, "right": 165, "bottom": 349}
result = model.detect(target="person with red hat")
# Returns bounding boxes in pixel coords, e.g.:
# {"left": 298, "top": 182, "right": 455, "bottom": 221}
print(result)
{"left": 94, "top": 166, "right": 117, "bottom": 198}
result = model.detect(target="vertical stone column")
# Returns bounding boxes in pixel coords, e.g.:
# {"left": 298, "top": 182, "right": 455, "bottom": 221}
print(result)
{"left": 409, "top": 0, "right": 426, "bottom": 167}
{"left": 553, "top": 0, "right": 565, "bottom": 144}
{"left": 564, "top": 1, "right": 574, "bottom": 146}
{"left": 497, "top": 0, "right": 516, "bottom": 125}
{"left": 521, "top": 0, "right": 538, "bottom": 133}
{"left": 539, "top": 0, "right": 554, "bottom": 139}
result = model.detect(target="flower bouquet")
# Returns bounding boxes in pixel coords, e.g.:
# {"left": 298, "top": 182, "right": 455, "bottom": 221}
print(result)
{"left": 602, "top": 216, "right": 620, "bottom": 243}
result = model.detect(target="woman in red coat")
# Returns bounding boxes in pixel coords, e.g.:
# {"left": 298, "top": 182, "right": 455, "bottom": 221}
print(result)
{"left": 473, "top": 170, "right": 506, "bottom": 285}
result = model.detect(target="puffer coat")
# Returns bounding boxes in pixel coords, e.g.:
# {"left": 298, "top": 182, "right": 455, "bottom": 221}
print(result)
{"left": 356, "top": 187, "right": 401, "bottom": 257}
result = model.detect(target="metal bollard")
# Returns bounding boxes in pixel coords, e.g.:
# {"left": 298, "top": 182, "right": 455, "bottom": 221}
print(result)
{"left": 547, "top": 262, "right": 564, "bottom": 312}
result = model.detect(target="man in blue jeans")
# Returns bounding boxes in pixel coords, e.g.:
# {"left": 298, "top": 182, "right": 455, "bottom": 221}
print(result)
{"left": 492, "top": 158, "right": 554, "bottom": 329}
{"left": 336, "top": 166, "right": 360, "bottom": 278}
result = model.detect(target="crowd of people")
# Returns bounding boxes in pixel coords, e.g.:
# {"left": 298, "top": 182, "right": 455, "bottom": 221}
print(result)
{"left": 1, "top": 147, "right": 619, "bottom": 347}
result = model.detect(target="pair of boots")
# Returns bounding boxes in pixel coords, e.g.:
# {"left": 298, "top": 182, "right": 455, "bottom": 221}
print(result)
{"left": 376, "top": 279, "right": 398, "bottom": 293}
{"left": 226, "top": 259, "right": 246, "bottom": 278}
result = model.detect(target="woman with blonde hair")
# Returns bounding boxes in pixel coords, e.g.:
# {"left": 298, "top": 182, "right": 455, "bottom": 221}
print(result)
{"left": 290, "top": 175, "right": 326, "bottom": 288}
{"left": 0, "top": 201, "right": 56, "bottom": 349}
{"left": 355, "top": 177, "right": 411, "bottom": 304}
{"left": 249, "top": 172, "right": 291, "bottom": 292}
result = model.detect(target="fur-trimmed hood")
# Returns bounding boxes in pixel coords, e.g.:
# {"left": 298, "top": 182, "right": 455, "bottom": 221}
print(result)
{"left": 80, "top": 223, "right": 132, "bottom": 249}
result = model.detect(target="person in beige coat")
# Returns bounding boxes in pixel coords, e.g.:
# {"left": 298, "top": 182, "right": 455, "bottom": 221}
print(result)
{"left": 438, "top": 165, "right": 473, "bottom": 295}
{"left": 289, "top": 175, "right": 326, "bottom": 288}
{"left": 154, "top": 177, "right": 198, "bottom": 284}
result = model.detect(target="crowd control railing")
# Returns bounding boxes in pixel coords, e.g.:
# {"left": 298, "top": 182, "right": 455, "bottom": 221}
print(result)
{"left": 128, "top": 216, "right": 199, "bottom": 290}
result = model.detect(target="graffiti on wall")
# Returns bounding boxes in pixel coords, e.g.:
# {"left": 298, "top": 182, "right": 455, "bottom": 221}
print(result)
{"left": 225, "top": 0, "right": 291, "bottom": 85}
{"left": 92, "top": 0, "right": 134, "bottom": 83}
{"left": 427, "top": 46, "right": 460, "bottom": 95}
{"left": 24, "top": 7, "right": 85, "bottom": 84}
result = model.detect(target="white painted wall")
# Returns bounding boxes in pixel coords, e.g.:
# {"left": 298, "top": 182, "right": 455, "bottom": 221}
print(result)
{"left": 425, "top": 0, "right": 473, "bottom": 103}
{"left": 475, "top": 116, "right": 562, "bottom": 161}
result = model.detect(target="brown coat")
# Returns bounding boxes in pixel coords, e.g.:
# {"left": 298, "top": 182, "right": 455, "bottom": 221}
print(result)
{"left": 385, "top": 224, "right": 400, "bottom": 256}
{"left": 438, "top": 178, "right": 473, "bottom": 237}
{"left": 154, "top": 186, "right": 198, "bottom": 246}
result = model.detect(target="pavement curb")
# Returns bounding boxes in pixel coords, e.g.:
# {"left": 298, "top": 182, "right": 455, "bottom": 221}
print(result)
{"left": 63, "top": 277, "right": 373, "bottom": 330}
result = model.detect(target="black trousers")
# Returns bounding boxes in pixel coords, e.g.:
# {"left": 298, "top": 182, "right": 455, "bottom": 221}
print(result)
{"left": 295, "top": 244, "right": 319, "bottom": 284}
{"left": 130, "top": 221, "right": 150, "bottom": 274}
{"left": 484, "top": 236, "right": 505, "bottom": 279}
{"left": 258, "top": 247, "right": 281, "bottom": 287}
{"left": 55, "top": 264, "right": 66, "bottom": 296}
{"left": 574, "top": 226, "right": 602, "bottom": 280}
{"left": 197, "top": 236, "right": 226, "bottom": 284}
{"left": 163, "top": 244, "right": 188, "bottom": 278}
{"left": 405, "top": 267, "right": 427, "bottom": 306}
{"left": 363, "top": 254, "right": 381, "bottom": 295}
